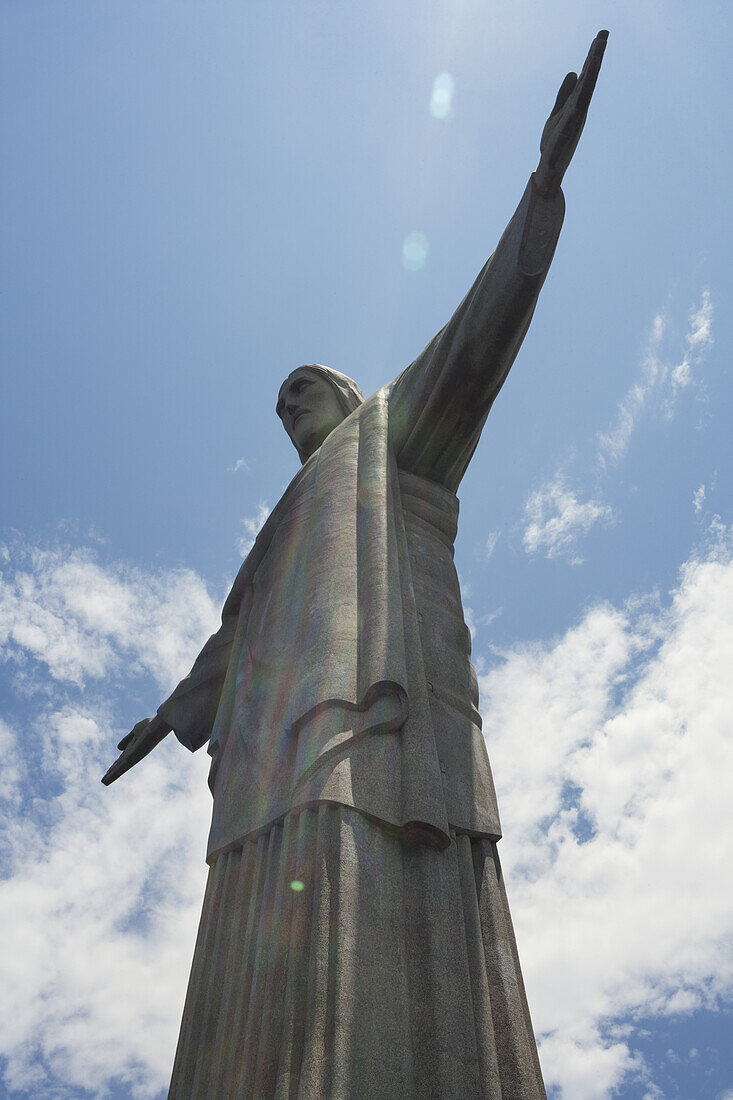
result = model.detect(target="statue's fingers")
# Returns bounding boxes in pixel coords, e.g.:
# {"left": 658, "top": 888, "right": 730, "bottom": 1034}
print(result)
{"left": 102, "top": 756, "right": 124, "bottom": 785}
{"left": 575, "top": 31, "right": 608, "bottom": 114}
{"left": 550, "top": 72, "right": 577, "bottom": 118}
{"left": 574, "top": 31, "right": 607, "bottom": 96}
{"left": 117, "top": 716, "right": 151, "bottom": 751}
{"left": 575, "top": 58, "right": 601, "bottom": 116}
{"left": 102, "top": 717, "right": 168, "bottom": 785}
{"left": 578, "top": 30, "right": 609, "bottom": 78}
{"left": 102, "top": 740, "right": 144, "bottom": 785}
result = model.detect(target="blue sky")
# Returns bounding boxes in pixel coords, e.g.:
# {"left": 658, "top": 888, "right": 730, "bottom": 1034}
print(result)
{"left": 1, "top": 2, "right": 731, "bottom": 1097}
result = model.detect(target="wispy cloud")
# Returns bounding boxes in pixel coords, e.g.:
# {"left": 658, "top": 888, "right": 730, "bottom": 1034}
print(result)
{"left": 480, "top": 518, "right": 733, "bottom": 1097}
{"left": 597, "top": 312, "right": 666, "bottom": 469}
{"left": 522, "top": 475, "right": 613, "bottom": 564}
{"left": 597, "top": 291, "right": 713, "bottom": 469}
{"left": 485, "top": 531, "right": 500, "bottom": 560}
{"left": 520, "top": 291, "right": 714, "bottom": 568}
{"left": 237, "top": 502, "right": 270, "bottom": 556}
{"left": 227, "top": 457, "right": 249, "bottom": 474}
{"left": 693, "top": 483, "right": 706, "bottom": 514}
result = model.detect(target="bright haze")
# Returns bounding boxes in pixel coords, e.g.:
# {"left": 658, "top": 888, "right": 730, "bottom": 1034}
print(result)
{"left": 1, "top": 3, "right": 731, "bottom": 1099}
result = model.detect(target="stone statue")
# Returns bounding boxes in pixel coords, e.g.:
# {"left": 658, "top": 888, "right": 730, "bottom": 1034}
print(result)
{"left": 104, "top": 31, "right": 608, "bottom": 1099}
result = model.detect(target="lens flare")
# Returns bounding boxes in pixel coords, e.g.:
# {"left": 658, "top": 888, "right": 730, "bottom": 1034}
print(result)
{"left": 402, "top": 232, "right": 429, "bottom": 271}
{"left": 289, "top": 879, "right": 305, "bottom": 892}
{"left": 430, "top": 73, "right": 455, "bottom": 120}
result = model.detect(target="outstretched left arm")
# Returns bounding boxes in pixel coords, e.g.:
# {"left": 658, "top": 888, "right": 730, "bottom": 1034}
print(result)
{"left": 389, "top": 31, "right": 609, "bottom": 491}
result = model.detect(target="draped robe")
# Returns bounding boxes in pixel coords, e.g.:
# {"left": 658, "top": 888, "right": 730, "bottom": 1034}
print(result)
{"left": 166, "top": 176, "right": 565, "bottom": 1099}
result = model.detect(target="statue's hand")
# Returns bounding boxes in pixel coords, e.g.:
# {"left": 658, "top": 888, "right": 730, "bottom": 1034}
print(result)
{"left": 535, "top": 30, "right": 608, "bottom": 196}
{"left": 102, "top": 713, "right": 171, "bottom": 785}
{"left": 115, "top": 717, "right": 153, "bottom": 753}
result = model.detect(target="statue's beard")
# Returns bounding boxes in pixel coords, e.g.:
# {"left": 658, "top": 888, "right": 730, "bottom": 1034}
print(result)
{"left": 287, "top": 417, "right": 342, "bottom": 462}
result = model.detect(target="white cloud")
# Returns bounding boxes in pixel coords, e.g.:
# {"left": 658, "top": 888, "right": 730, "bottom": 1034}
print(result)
{"left": 0, "top": 542, "right": 217, "bottom": 1098}
{"left": 480, "top": 519, "right": 733, "bottom": 1097}
{"left": 0, "top": 707, "right": 210, "bottom": 1098}
{"left": 485, "top": 530, "right": 500, "bottom": 560}
{"left": 518, "top": 291, "right": 714, "bottom": 570}
{"left": 693, "top": 483, "right": 706, "bottom": 514}
{"left": 598, "top": 292, "right": 713, "bottom": 469}
{"left": 669, "top": 290, "right": 713, "bottom": 402}
{"left": 2, "top": 522, "right": 732, "bottom": 1099}
{"left": 227, "top": 457, "right": 249, "bottom": 473}
{"left": 538, "top": 1027, "right": 645, "bottom": 1100}
{"left": 597, "top": 312, "right": 665, "bottom": 468}
{"left": 522, "top": 475, "right": 613, "bottom": 564}
{"left": 683, "top": 291, "right": 714, "bottom": 350}
{"left": 0, "top": 543, "right": 220, "bottom": 691}
{"left": 237, "top": 502, "right": 270, "bottom": 556}
{"left": 0, "top": 718, "right": 24, "bottom": 820}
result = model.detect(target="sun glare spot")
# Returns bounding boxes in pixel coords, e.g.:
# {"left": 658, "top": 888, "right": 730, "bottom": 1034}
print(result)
{"left": 430, "top": 73, "right": 455, "bottom": 120}
{"left": 402, "top": 231, "right": 429, "bottom": 271}
{"left": 290, "top": 880, "right": 305, "bottom": 892}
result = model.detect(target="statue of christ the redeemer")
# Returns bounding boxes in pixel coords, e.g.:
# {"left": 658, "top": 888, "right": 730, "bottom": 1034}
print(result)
{"left": 104, "top": 31, "right": 608, "bottom": 1099}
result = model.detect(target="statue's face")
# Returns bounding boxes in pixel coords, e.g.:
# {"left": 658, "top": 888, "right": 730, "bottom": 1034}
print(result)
{"left": 278, "top": 371, "right": 345, "bottom": 458}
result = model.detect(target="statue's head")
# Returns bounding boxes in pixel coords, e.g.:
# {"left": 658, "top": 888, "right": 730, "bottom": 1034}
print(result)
{"left": 276, "top": 364, "right": 365, "bottom": 463}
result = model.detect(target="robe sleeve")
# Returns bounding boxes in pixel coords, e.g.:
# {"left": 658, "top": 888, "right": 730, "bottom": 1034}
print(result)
{"left": 389, "top": 174, "right": 565, "bottom": 491}
{"left": 153, "top": 526, "right": 261, "bottom": 753}
{"left": 156, "top": 612, "right": 239, "bottom": 752}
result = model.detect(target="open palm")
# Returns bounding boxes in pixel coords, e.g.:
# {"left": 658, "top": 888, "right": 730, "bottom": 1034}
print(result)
{"left": 536, "top": 30, "right": 608, "bottom": 195}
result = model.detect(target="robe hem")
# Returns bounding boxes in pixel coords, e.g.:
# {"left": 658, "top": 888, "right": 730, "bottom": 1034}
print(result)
{"left": 204, "top": 799, "right": 501, "bottom": 865}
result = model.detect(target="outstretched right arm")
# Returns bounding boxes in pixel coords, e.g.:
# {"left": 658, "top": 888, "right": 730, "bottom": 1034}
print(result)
{"left": 102, "top": 609, "right": 240, "bottom": 785}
